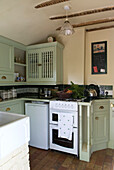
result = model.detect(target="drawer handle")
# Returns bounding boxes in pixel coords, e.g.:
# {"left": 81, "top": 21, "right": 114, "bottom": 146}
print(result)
{"left": 95, "top": 117, "right": 99, "bottom": 120}
{"left": 99, "top": 106, "right": 104, "bottom": 109}
{"left": 6, "top": 108, "right": 11, "bottom": 111}
{"left": 2, "top": 76, "right": 6, "bottom": 79}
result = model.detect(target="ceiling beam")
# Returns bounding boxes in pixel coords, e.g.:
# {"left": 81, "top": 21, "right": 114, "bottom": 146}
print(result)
{"left": 56, "top": 18, "right": 114, "bottom": 30}
{"left": 50, "top": 6, "right": 114, "bottom": 20}
{"left": 35, "top": 0, "right": 70, "bottom": 9}
{"left": 86, "top": 25, "right": 114, "bottom": 32}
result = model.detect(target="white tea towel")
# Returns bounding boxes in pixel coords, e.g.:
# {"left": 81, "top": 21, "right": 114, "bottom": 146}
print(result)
{"left": 58, "top": 113, "right": 73, "bottom": 140}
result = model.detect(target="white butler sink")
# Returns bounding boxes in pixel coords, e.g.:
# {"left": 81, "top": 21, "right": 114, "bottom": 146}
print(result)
{"left": 0, "top": 111, "right": 30, "bottom": 159}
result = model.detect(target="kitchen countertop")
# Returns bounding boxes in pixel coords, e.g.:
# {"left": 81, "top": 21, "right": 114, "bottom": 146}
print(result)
{"left": 0, "top": 96, "right": 114, "bottom": 105}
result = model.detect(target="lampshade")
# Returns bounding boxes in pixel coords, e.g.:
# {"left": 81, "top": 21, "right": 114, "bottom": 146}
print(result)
{"left": 60, "top": 19, "right": 75, "bottom": 36}
{"left": 60, "top": 5, "right": 75, "bottom": 36}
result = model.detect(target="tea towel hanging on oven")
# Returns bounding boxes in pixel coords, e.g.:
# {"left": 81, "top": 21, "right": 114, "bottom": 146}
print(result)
{"left": 58, "top": 113, "right": 73, "bottom": 140}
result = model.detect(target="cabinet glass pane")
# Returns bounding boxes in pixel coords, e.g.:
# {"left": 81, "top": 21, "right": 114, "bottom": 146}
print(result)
{"left": 41, "top": 50, "right": 54, "bottom": 79}
{"left": 28, "top": 52, "right": 39, "bottom": 79}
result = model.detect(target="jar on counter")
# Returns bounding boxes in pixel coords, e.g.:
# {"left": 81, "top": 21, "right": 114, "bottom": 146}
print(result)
{"left": 11, "top": 88, "right": 17, "bottom": 98}
{"left": 7, "top": 90, "right": 13, "bottom": 99}
{"left": 1, "top": 91, "right": 8, "bottom": 100}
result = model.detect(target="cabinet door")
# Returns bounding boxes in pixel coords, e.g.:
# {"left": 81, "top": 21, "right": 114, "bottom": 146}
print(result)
{"left": 0, "top": 43, "right": 13, "bottom": 73}
{"left": 27, "top": 49, "right": 40, "bottom": 81}
{"left": 94, "top": 112, "right": 108, "bottom": 144}
{"left": 40, "top": 47, "right": 55, "bottom": 81}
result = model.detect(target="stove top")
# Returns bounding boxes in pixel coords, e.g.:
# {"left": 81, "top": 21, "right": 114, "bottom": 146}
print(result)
{"left": 56, "top": 98, "right": 84, "bottom": 102}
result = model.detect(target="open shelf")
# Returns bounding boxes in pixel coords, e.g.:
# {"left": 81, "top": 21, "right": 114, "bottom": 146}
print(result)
{"left": 14, "top": 48, "right": 26, "bottom": 82}
{"left": 14, "top": 62, "right": 26, "bottom": 67}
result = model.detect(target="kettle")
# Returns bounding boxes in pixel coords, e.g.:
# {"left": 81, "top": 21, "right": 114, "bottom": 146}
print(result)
{"left": 84, "top": 84, "right": 100, "bottom": 98}
{"left": 88, "top": 89, "right": 97, "bottom": 97}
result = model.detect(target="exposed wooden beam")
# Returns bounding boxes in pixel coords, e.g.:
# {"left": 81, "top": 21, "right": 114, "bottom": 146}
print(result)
{"left": 50, "top": 6, "right": 114, "bottom": 20}
{"left": 86, "top": 25, "right": 114, "bottom": 32}
{"left": 56, "top": 18, "right": 114, "bottom": 30}
{"left": 35, "top": 0, "right": 70, "bottom": 9}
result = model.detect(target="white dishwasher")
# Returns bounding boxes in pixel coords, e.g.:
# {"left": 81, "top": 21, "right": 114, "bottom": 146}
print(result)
{"left": 25, "top": 102, "right": 49, "bottom": 150}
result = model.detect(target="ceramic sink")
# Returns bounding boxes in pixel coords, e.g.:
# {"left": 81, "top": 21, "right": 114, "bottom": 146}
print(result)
{"left": 0, "top": 111, "right": 30, "bottom": 159}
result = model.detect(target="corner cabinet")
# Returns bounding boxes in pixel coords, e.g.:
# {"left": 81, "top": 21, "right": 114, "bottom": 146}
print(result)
{"left": 26, "top": 42, "right": 64, "bottom": 85}
{"left": 0, "top": 42, "right": 14, "bottom": 82}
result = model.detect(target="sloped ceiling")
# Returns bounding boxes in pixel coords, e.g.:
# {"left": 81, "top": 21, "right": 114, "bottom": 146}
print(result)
{"left": 0, "top": 0, "right": 114, "bottom": 45}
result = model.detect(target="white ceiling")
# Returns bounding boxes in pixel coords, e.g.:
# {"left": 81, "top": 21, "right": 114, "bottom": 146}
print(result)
{"left": 0, "top": 0, "right": 114, "bottom": 45}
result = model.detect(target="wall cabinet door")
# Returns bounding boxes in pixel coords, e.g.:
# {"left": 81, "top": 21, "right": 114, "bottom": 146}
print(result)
{"left": 93, "top": 112, "right": 108, "bottom": 144}
{"left": 0, "top": 43, "right": 13, "bottom": 73}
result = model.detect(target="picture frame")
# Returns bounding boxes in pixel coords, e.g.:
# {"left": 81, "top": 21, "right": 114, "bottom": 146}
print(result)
{"left": 91, "top": 41, "right": 107, "bottom": 74}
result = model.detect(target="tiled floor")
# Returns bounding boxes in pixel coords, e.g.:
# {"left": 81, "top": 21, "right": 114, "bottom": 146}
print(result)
{"left": 29, "top": 147, "right": 114, "bottom": 170}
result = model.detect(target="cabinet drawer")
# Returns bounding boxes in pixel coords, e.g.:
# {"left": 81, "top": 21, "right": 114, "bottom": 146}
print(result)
{"left": 0, "top": 74, "right": 13, "bottom": 82}
{"left": 93, "top": 103, "right": 108, "bottom": 112}
{"left": 0, "top": 102, "right": 23, "bottom": 114}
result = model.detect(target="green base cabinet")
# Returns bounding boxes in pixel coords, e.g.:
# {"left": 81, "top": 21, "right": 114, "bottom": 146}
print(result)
{"left": 92, "top": 100, "right": 109, "bottom": 152}
{"left": 0, "top": 100, "right": 25, "bottom": 115}
{"left": 78, "top": 100, "right": 110, "bottom": 162}
{"left": 26, "top": 41, "right": 64, "bottom": 85}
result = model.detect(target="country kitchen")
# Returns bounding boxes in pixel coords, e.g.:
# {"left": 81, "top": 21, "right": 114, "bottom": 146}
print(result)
{"left": 0, "top": 0, "right": 114, "bottom": 169}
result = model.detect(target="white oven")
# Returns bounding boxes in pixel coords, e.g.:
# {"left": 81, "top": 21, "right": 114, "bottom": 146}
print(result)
{"left": 49, "top": 101, "right": 78, "bottom": 155}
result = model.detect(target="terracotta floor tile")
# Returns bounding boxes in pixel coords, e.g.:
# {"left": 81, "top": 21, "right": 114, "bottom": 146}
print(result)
{"left": 103, "top": 165, "right": 112, "bottom": 170}
{"left": 62, "top": 157, "right": 74, "bottom": 168}
{"left": 86, "top": 162, "right": 94, "bottom": 169}
{"left": 58, "top": 167, "right": 68, "bottom": 170}
{"left": 95, "top": 159, "right": 104, "bottom": 166}
{"left": 93, "top": 164, "right": 102, "bottom": 170}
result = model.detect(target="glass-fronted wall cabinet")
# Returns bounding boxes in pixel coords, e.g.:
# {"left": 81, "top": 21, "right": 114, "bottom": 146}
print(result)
{"left": 26, "top": 41, "right": 64, "bottom": 85}
{"left": 14, "top": 48, "right": 26, "bottom": 82}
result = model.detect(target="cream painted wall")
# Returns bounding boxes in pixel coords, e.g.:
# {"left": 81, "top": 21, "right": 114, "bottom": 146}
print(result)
{"left": 57, "top": 28, "right": 85, "bottom": 85}
{"left": 85, "top": 28, "right": 114, "bottom": 87}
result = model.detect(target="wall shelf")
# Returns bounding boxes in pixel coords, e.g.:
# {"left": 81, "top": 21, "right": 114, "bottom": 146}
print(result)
{"left": 14, "top": 62, "right": 26, "bottom": 67}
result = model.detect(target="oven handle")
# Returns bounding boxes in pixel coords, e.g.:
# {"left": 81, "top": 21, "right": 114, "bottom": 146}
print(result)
{"left": 73, "top": 116, "right": 74, "bottom": 124}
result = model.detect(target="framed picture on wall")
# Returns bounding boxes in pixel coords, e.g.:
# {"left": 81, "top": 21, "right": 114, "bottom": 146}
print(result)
{"left": 92, "top": 41, "right": 107, "bottom": 74}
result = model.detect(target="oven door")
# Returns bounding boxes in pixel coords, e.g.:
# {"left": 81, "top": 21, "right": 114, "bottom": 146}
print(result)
{"left": 49, "top": 109, "right": 78, "bottom": 127}
{"left": 49, "top": 124, "right": 78, "bottom": 155}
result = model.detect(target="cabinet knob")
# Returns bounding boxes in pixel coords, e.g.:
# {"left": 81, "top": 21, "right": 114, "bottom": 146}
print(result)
{"left": 6, "top": 107, "right": 11, "bottom": 111}
{"left": 99, "top": 106, "right": 104, "bottom": 109}
{"left": 37, "top": 64, "right": 42, "bottom": 66}
{"left": 95, "top": 117, "right": 99, "bottom": 120}
{"left": 2, "top": 76, "right": 6, "bottom": 79}
{"left": 110, "top": 103, "right": 114, "bottom": 108}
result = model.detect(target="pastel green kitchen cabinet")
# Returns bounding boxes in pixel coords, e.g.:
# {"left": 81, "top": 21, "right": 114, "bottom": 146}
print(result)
{"left": 26, "top": 41, "right": 64, "bottom": 85}
{"left": 92, "top": 100, "right": 109, "bottom": 151}
{"left": 0, "top": 43, "right": 14, "bottom": 73}
{"left": 0, "top": 100, "right": 25, "bottom": 115}
{"left": 93, "top": 112, "right": 108, "bottom": 144}
{"left": 0, "top": 43, "right": 14, "bottom": 82}
{"left": 78, "top": 100, "right": 109, "bottom": 162}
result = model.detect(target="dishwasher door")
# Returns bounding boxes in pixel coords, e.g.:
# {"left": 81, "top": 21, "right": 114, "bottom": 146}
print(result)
{"left": 25, "top": 103, "right": 49, "bottom": 150}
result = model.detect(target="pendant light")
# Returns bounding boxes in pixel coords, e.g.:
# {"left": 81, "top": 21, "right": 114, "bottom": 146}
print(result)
{"left": 60, "top": 5, "right": 75, "bottom": 36}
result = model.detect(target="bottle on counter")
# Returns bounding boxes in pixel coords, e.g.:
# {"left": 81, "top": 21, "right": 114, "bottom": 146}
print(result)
{"left": 1, "top": 91, "right": 8, "bottom": 100}
{"left": 11, "top": 88, "right": 17, "bottom": 98}
{"left": 7, "top": 90, "right": 13, "bottom": 99}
